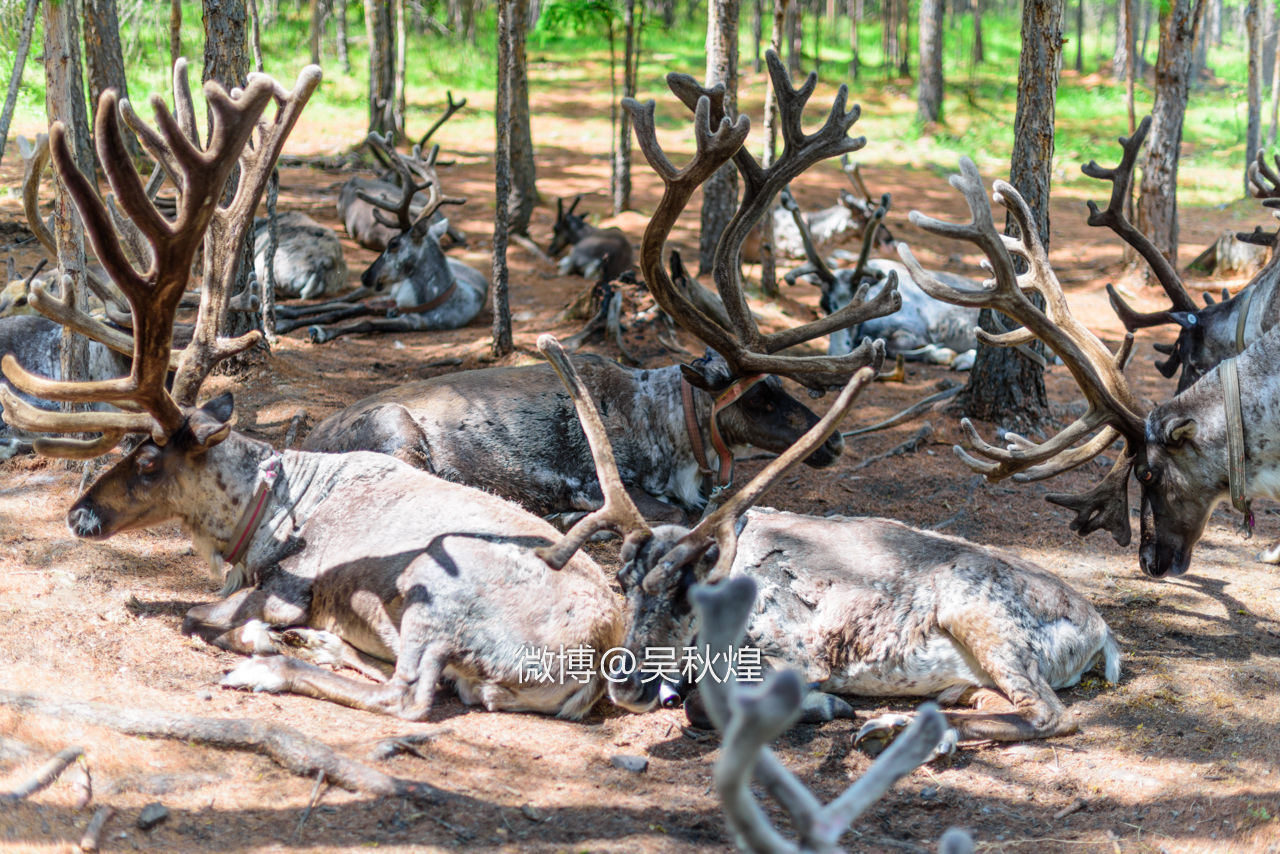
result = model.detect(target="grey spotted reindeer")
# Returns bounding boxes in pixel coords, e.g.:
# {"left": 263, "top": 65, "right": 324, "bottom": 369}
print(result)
{"left": 547, "top": 195, "right": 635, "bottom": 281}
{"left": 0, "top": 67, "right": 621, "bottom": 722}
{"left": 537, "top": 323, "right": 1119, "bottom": 751}
{"left": 900, "top": 156, "right": 1280, "bottom": 578}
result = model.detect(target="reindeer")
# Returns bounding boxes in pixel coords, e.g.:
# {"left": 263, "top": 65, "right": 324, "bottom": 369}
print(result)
{"left": 539, "top": 320, "right": 1119, "bottom": 748}
{"left": 780, "top": 188, "right": 981, "bottom": 368}
{"left": 741, "top": 155, "right": 895, "bottom": 263}
{"left": 303, "top": 51, "right": 902, "bottom": 521}
{"left": 251, "top": 210, "right": 347, "bottom": 299}
{"left": 548, "top": 195, "right": 635, "bottom": 281}
{"left": 276, "top": 134, "right": 487, "bottom": 343}
{"left": 898, "top": 155, "right": 1280, "bottom": 579}
{"left": 338, "top": 92, "right": 467, "bottom": 252}
{"left": 1, "top": 68, "right": 624, "bottom": 722}
{"left": 1090, "top": 117, "right": 1280, "bottom": 392}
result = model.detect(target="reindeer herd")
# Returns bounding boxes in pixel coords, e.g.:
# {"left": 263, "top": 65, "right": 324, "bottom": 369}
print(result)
{"left": 3, "top": 50, "right": 1280, "bottom": 851}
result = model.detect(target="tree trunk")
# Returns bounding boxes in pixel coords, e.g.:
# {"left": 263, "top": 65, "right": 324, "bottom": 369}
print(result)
{"left": 699, "top": 0, "right": 740, "bottom": 276}
{"left": 786, "top": 0, "right": 801, "bottom": 76}
{"left": 203, "top": 0, "right": 260, "bottom": 347}
{"left": 0, "top": 0, "right": 41, "bottom": 172}
{"left": 917, "top": 0, "right": 944, "bottom": 122}
{"left": 308, "top": 0, "right": 321, "bottom": 64}
{"left": 614, "top": 0, "right": 640, "bottom": 214}
{"left": 170, "top": 0, "right": 182, "bottom": 70}
{"left": 507, "top": 0, "right": 537, "bottom": 235}
{"left": 1247, "top": 0, "right": 1262, "bottom": 195}
{"left": 492, "top": 0, "right": 515, "bottom": 357}
{"left": 759, "top": 0, "right": 790, "bottom": 298}
{"left": 364, "top": 0, "right": 396, "bottom": 136}
{"left": 1139, "top": 0, "right": 1153, "bottom": 67}
{"left": 84, "top": 0, "right": 140, "bottom": 158}
{"left": 849, "top": 0, "right": 861, "bottom": 78}
{"left": 44, "top": 0, "right": 92, "bottom": 393}
{"left": 753, "top": 0, "right": 764, "bottom": 71}
{"left": 247, "top": 0, "right": 265, "bottom": 70}
{"left": 972, "top": 0, "right": 983, "bottom": 64}
{"left": 1270, "top": 13, "right": 1280, "bottom": 145}
{"left": 955, "top": 0, "right": 1062, "bottom": 430}
{"left": 1074, "top": 0, "right": 1083, "bottom": 71}
{"left": 1264, "top": 0, "right": 1276, "bottom": 89}
{"left": 395, "top": 0, "right": 407, "bottom": 132}
{"left": 1135, "top": 0, "right": 1208, "bottom": 270}
{"left": 898, "top": 0, "right": 910, "bottom": 77}
{"left": 1209, "top": 0, "right": 1221, "bottom": 46}
{"left": 334, "top": 0, "right": 350, "bottom": 72}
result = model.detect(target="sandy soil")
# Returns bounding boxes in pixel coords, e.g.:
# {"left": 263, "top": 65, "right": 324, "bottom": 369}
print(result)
{"left": 1, "top": 70, "right": 1280, "bottom": 854}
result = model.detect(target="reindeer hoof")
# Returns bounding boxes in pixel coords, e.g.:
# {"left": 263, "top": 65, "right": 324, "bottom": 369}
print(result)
{"left": 221, "top": 655, "right": 289, "bottom": 693}
{"left": 307, "top": 325, "right": 331, "bottom": 344}
{"left": 856, "top": 712, "right": 958, "bottom": 760}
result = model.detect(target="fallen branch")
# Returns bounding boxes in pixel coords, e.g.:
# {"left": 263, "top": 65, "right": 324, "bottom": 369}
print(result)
{"left": 848, "top": 423, "right": 934, "bottom": 472}
{"left": 0, "top": 745, "right": 83, "bottom": 802}
{"left": 78, "top": 805, "right": 115, "bottom": 853}
{"left": 0, "top": 690, "right": 447, "bottom": 802}
{"left": 843, "top": 384, "right": 959, "bottom": 438}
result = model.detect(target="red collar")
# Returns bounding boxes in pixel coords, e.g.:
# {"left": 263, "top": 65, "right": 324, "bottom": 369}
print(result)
{"left": 680, "top": 374, "right": 766, "bottom": 490}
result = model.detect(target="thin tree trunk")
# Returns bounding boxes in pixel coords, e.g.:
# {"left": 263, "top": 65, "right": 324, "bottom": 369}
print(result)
{"left": 84, "top": 0, "right": 140, "bottom": 158}
{"left": 394, "top": 0, "right": 406, "bottom": 133}
{"left": 507, "top": 0, "right": 537, "bottom": 235}
{"left": 492, "top": 0, "right": 514, "bottom": 357}
{"left": 1135, "top": 0, "right": 1208, "bottom": 271}
{"left": 972, "top": 0, "right": 984, "bottom": 64}
{"left": 786, "top": 0, "right": 801, "bottom": 76}
{"left": 1139, "top": 0, "right": 1153, "bottom": 67}
{"left": 1125, "top": 0, "right": 1136, "bottom": 131}
{"left": 753, "top": 0, "right": 764, "bottom": 71}
{"left": 1074, "top": 0, "right": 1084, "bottom": 71}
{"left": 813, "top": 0, "right": 821, "bottom": 77}
{"left": 1248, "top": 0, "right": 1262, "bottom": 195}
{"left": 849, "top": 0, "right": 860, "bottom": 78}
{"left": 334, "top": 0, "right": 350, "bottom": 72}
{"left": 614, "top": 0, "right": 639, "bottom": 214}
{"left": 44, "top": 0, "right": 92, "bottom": 394}
{"left": 1270, "top": 16, "right": 1280, "bottom": 145}
{"left": 699, "top": 0, "right": 740, "bottom": 276}
{"left": 898, "top": 0, "right": 910, "bottom": 76}
{"left": 0, "top": 0, "right": 41, "bottom": 171}
{"left": 917, "top": 0, "right": 945, "bottom": 122}
{"left": 247, "top": 0, "right": 265, "bottom": 70}
{"left": 365, "top": 0, "right": 396, "bottom": 135}
{"left": 170, "top": 0, "right": 182, "bottom": 69}
{"left": 607, "top": 18, "right": 617, "bottom": 208}
{"left": 955, "top": 0, "right": 1062, "bottom": 430}
{"left": 760, "top": 0, "right": 790, "bottom": 298}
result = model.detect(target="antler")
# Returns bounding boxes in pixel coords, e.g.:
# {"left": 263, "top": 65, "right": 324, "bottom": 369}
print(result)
{"left": 899, "top": 159, "right": 1149, "bottom": 542}
{"left": 623, "top": 50, "right": 896, "bottom": 393}
{"left": 416, "top": 90, "right": 467, "bottom": 149}
{"left": 357, "top": 135, "right": 465, "bottom": 235}
{"left": 1082, "top": 116, "right": 1199, "bottom": 328}
{"left": 534, "top": 334, "right": 654, "bottom": 570}
{"left": 654, "top": 366, "right": 874, "bottom": 588}
{"left": 0, "top": 64, "right": 315, "bottom": 457}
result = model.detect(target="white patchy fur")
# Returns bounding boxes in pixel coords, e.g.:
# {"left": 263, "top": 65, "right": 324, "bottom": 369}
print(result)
{"left": 221, "top": 656, "right": 288, "bottom": 693}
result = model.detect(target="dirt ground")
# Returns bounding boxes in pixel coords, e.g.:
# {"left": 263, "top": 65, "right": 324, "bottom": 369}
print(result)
{"left": 2, "top": 72, "right": 1280, "bottom": 853}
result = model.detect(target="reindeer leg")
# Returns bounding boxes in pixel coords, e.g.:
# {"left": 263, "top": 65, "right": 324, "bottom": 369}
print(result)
{"left": 277, "top": 627, "right": 396, "bottom": 682}
{"left": 221, "top": 643, "right": 447, "bottom": 721}
{"left": 308, "top": 316, "right": 424, "bottom": 344}
{"left": 182, "top": 586, "right": 308, "bottom": 657}
{"left": 278, "top": 303, "right": 377, "bottom": 334}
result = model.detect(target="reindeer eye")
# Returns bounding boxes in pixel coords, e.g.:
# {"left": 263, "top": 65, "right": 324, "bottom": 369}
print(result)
{"left": 137, "top": 451, "right": 161, "bottom": 476}
{"left": 1137, "top": 466, "right": 1155, "bottom": 485}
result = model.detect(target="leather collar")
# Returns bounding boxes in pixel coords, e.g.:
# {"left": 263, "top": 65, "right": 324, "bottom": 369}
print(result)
{"left": 396, "top": 281, "right": 457, "bottom": 315}
{"left": 679, "top": 374, "right": 766, "bottom": 491}
{"left": 1221, "top": 357, "right": 1254, "bottom": 536}
{"left": 224, "top": 453, "right": 284, "bottom": 569}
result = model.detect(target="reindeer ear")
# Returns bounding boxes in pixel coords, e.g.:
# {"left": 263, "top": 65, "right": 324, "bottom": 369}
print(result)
{"left": 427, "top": 217, "right": 450, "bottom": 243}
{"left": 1166, "top": 418, "right": 1197, "bottom": 446}
{"left": 680, "top": 359, "right": 732, "bottom": 393}
{"left": 188, "top": 392, "right": 234, "bottom": 451}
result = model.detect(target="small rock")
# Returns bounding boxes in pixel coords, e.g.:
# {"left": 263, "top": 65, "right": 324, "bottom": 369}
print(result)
{"left": 137, "top": 803, "right": 169, "bottom": 831}
{"left": 920, "top": 786, "right": 938, "bottom": 801}
{"left": 519, "top": 804, "right": 544, "bottom": 822}
{"left": 609, "top": 754, "right": 648, "bottom": 774}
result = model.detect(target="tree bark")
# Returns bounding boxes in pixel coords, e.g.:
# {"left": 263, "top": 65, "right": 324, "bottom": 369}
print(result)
{"left": 1135, "top": 0, "right": 1208, "bottom": 270}
{"left": 44, "top": 0, "right": 93, "bottom": 396}
{"left": 84, "top": 0, "right": 140, "bottom": 158}
{"left": 786, "top": 0, "right": 801, "bottom": 76}
{"left": 753, "top": 0, "right": 763, "bottom": 71}
{"left": 364, "top": 0, "right": 396, "bottom": 136}
{"left": 170, "top": 0, "right": 182, "bottom": 70}
{"left": 699, "top": 0, "right": 740, "bottom": 276}
{"left": 972, "top": 0, "right": 983, "bottom": 64}
{"left": 849, "top": 0, "right": 861, "bottom": 78}
{"left": 1074, "top": 0, "right": 1083, "bottom": 71}
{"left": 394, "top": 0, "right": 406, "bottom": 132}
{"left": 1270, "top": 11, "right": 1280, "bottom": 145}
{"left": 492, "top": 0, "right": 515, "bottom": 357}
{"left": 613, "top": 0, "right": 640, "bottom": 214}
{"left": 917, "top": 0, "right": 944, "bottom": 123}
{"left": 954, "top": 0, "right": 1062, "bottom": 430}
{"left": 334, "top": 0, "right": 350, "bottom": 72}
{"left": 505, "top": 0, "right": 537, "bottom": 235}
{"left": 308, "top": 0, "right": 322, "bottom": 65}
{"left": 759, "top": 0, "right": 790, "bottom": 298}
{"left": 1247, "top": 0, "right": 1262, "bottom": 195}
{"left": 0, "top": 0, "right": 41, "bottom": 172}
{"left": 247, "top": 0, "right": 265, "bottom": 70}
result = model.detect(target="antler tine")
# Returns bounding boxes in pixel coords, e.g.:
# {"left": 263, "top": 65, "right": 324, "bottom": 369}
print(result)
{"left": 1081, "top": 116, "right": 1196, "bottom": 313}
{"left": 534, "top": 335, "right": 653, "bottom": 570}
{"left": 1104, "top": 282, "right": 1179, "bottom": 331}
{"left": 1248, "top": 149, "right": 1280, "bottom": 199}
{"left": 841, "top": 153, "right": 874, "bottom": 203}
{"left": 405, "top": 143, "right": 467, "bottom": 229}
{"left": 1045, "top": 452, "right": 1136, "bottom": 546}
{"left": 779, "top": 187, "right": 835, "bottom": 285}
{"left": 655, "top": 366, "right": 874, "bottom": 587}
{"left": 172, "top": 65, "right": 322, "bottom": 406}
{"left": 416, "top": 90, "right": 467, "bottom": 149}
{"left": 900, "top": 158, "right": 1146, "bottom": 485}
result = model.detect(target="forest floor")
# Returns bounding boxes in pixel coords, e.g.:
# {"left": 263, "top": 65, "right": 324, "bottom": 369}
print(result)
{"left": 2, "top": 66, "right": 1280, "bottom": 853}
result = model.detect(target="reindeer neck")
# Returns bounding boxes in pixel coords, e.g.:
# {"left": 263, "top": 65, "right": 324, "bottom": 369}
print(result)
{"left": 629, "top": 366, "right": 729, "bottom": 504}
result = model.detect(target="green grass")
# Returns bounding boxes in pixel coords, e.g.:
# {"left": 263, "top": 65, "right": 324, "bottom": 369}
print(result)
{"left": 0, "top": 0, "right": 1265, "bottom": 208}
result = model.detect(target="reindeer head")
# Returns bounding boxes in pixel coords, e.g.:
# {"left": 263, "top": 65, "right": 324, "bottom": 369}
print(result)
{"left": 533, "top": 333, "right": 873, "bottom": 712}
{"left": 0, "top": 63, "right": 319, "bottom": 544}
{"left": 548, "top": 195, "right": 589, "bottom": 257}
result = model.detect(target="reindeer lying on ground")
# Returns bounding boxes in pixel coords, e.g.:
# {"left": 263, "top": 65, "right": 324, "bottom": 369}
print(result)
{"left": 304, "top": 55, "right": 902, "bottom": 521}
{"left": 548, "top": 195, "right": 635, "bottom": 281}
{"left": 1, "top": 68, "right": 624, "bottom": 722}
{"left": 902, "top": 155, "right": 1280, "bottom": 579}
{"left": 276, "top": 135, "right": 487, "bottom": 343}
{"left": 541, "top": 309, "right": 1119, "bottom": 749}
{"left": 252, "top": 210, "right": 347, "bottom": 299}
{"left": 1091, "top": 117, "right": 1280, "bottom": 392}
